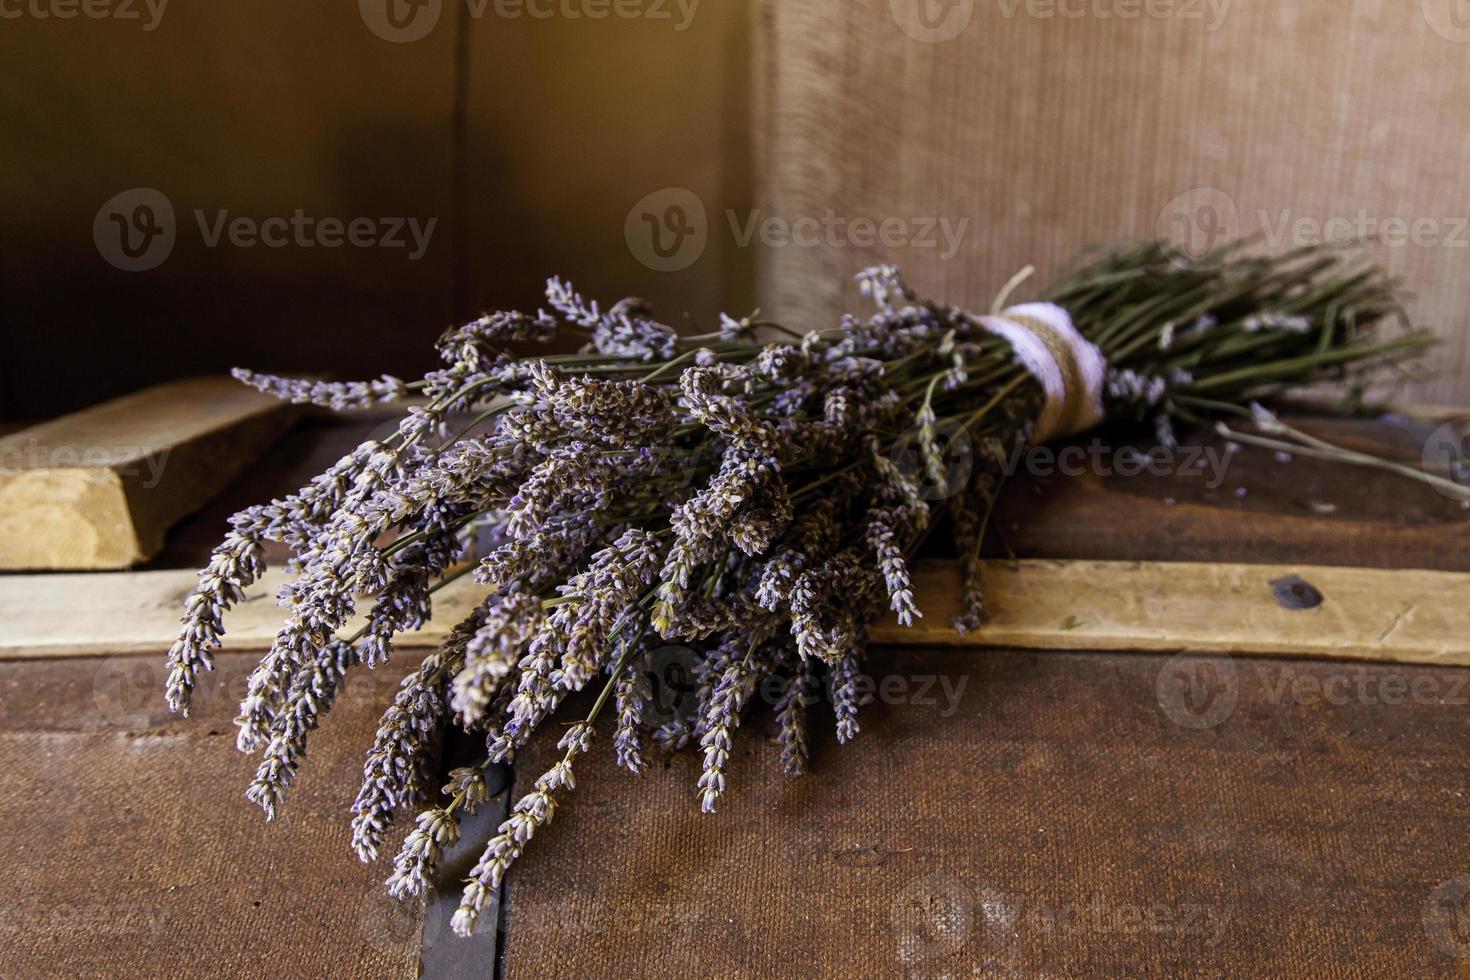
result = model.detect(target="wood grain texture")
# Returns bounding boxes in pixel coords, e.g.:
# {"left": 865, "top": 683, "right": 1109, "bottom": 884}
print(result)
{"left": 754, "top": 0, "right": 1470, "bottom": 405}
{"left": 0, "top": 377, "right": 296, "bottom": 570}
{"left": 5, "top": 558, "right": 1468, "bottom": 669}
{"left": 991, "top": 413, "right": 1470, "bottom": 571}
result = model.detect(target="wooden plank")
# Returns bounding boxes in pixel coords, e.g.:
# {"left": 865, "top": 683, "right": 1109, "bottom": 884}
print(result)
{"left": 0, "top": 377, "right": 296, "bottom": 570}
{"left": 4, "top": 559, "right": 1467, "bottom": 667}
{"left": 883, "top": 561, "right": 1470, "bottom": 665}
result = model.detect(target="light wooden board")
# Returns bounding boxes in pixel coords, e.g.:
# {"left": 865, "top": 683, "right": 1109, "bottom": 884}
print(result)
{"left": 0, "top": 377, "right": 295, "bottom": 570}
{"left": 2, "top": 559, "right": 1466, "bottom": 667}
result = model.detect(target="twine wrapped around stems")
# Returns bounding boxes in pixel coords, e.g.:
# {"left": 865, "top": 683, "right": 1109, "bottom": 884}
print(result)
{"left": 978, "top": 302, "right": 1107, "bottom": 442}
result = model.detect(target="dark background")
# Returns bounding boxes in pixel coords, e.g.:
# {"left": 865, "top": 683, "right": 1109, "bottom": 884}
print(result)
{"left": 6, "top": 1, "right": 1469, "bottom": 424}
{"left": 0, "top": 1, "right": 753, "bottom": 421}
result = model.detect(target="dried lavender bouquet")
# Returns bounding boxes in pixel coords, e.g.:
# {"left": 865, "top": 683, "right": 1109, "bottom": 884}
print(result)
{"left": 165, "top": 240, "right": 1450, "bottom": 934}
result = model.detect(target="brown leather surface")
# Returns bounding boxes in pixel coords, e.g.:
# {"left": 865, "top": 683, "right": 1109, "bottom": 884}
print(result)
{"left": 502, "top": 648, "right": 1470, "bottom": 978}
{"left": 0, "top": 652, "right": 424, "bottom": 978}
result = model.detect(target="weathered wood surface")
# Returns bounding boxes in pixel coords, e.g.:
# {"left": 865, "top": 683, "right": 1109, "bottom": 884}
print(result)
{"left": 4, "top": 559, "right": 1469, "bottom": 668}
{"left": 0, "top": 377, "right": 296, "bottom": 570}
{"left": 990, "top": 413, "right": 1470, "bottom": 571}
